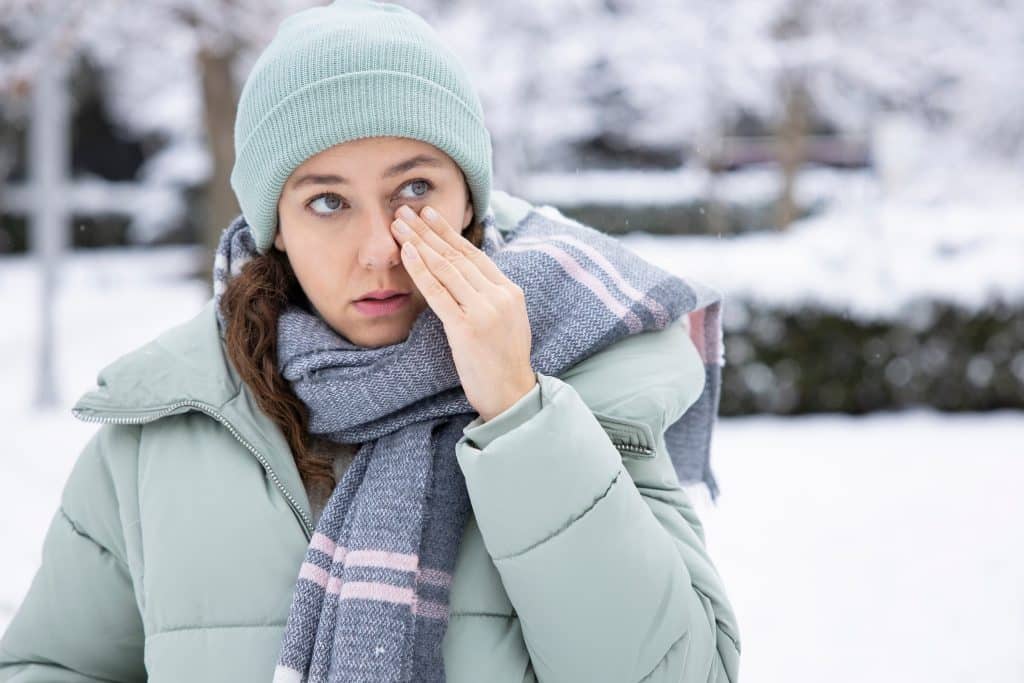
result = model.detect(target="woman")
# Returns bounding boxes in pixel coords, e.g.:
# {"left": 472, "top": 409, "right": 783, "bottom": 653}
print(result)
{"left": 0, "top": 1, "right": 740, "bottom": 682}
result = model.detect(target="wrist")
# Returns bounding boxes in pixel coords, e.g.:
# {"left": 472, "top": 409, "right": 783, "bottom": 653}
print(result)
{"left": 481, "top": 369, "right": 538, "bottom": 422}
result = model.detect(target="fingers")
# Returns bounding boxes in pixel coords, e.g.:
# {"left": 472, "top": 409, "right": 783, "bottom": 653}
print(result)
{"left": 398, "top": 205, "right": 507, "bottom": 288}
{"left": 391, "top": 205, "right": 487, "bottom": 313}
{"left": 436, "top": 208, "right": 509, "bottom": 287}
{"left": 398, "top": 241, "right": 464, "bottom": 322}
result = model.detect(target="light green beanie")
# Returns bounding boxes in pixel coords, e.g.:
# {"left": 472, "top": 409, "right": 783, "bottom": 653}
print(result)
{"left": 230, "top": 0, "right": 493, "bottom": 254}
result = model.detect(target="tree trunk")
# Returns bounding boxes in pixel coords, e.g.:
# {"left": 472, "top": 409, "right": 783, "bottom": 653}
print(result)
{"left": 698, "top": 134, "right": 729, "bottom": 236}
{"left": 776, "top": 79, "right": 809, "bottom": 231}
{"left": 195, "top": 44, "right": 241, "bottom": 294}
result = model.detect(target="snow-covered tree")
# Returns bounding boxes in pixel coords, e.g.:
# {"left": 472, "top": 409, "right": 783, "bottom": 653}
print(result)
{"left": 1, "top": 0, "right": 328, "bottom": 281}
{"left": 3, "top": 0, "right": 1021, "bottom": 236}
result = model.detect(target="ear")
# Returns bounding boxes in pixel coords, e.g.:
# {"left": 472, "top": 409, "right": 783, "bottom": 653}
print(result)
{"left": 273, "top": 226, "right": 285, "bottom": 252}
{"left": 462, "top": 197, "right": 474, "bottom": 230}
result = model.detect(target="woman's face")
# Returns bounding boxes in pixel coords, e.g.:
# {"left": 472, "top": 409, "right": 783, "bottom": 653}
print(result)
{"left": 275, "top": 136, "right": 474, "bottom": 348}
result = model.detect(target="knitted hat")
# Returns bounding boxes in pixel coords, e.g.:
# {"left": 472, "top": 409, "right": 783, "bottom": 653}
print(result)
{"left": 229, "top": 0, "right": 493, "bottom": 254}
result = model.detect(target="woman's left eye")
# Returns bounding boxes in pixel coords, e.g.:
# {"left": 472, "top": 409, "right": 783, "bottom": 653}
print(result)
{"left": 308, "top": 193, "right": 344, "bottom": 217}
{"left": 399, "top": 179, "right": 432, "bottom": 199}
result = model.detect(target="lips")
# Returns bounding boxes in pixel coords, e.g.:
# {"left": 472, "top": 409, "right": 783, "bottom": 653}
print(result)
{"left": 352, "top": 292, "right": 411, "bottom": 317}
{"left": 356, "top": 289, "right": 408, "bottom": 301}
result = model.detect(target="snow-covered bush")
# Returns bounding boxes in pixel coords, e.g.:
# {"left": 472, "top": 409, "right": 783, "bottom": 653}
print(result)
{"left": 717, "top": 299, "right": 1024, "bottom": 415}
{"left": 617, "top": 193, "right": 1024, "bottom": 414}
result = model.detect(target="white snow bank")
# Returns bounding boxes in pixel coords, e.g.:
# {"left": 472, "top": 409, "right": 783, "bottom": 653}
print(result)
{"left": 522, "top": 164, "right": 877, "bottom": 209}
{"left": 618, "top": 199, "right": 1024, "bottom": 322}
{"left": 687, "top": 408, "right": 1024, "bottom": 683}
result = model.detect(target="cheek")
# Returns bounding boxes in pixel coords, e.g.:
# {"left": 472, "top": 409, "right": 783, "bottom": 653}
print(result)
{"left": 289, "top": 245, "right": 350, "bottom": 298}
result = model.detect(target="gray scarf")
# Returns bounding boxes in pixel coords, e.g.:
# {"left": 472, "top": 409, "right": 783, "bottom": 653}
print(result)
{"left": 212, "top": 203, "right": 724, "bottom": 682}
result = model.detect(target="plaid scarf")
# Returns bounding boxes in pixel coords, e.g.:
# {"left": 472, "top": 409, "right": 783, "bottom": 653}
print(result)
{"left": 212, "top": 201, "right": 725, "bottom": 682}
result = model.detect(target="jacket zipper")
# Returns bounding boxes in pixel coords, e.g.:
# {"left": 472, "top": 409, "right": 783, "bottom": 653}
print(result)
{"left": 614, "top": 442, "right": 654, "bottom": 456}
{"left": 71, "top": 400, "right": 314, "bottom": 539}
{"left": 592, "top": 412, "right": 656, "bottom": 458}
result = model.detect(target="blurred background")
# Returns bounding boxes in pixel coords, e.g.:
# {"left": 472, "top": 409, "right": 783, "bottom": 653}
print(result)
{"left": 1, "top": 0, "right": 1021, "bottom": 680}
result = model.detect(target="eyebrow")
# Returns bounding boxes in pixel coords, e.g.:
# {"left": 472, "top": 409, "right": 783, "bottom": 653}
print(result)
{"left": 289, "top": 154, "right": 446, "bottom": 190}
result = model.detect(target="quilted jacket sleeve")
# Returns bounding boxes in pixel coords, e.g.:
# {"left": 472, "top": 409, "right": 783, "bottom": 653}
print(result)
{"left": 454, "top": 336, "right": 741, "bottom": 683}
{"left": 0, "top": 424, "right": 146, "bottom": 683}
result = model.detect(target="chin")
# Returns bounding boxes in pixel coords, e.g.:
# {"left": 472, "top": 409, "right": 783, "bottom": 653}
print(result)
{"left": 340, "top": 319, "right": 415, "bottom": 349}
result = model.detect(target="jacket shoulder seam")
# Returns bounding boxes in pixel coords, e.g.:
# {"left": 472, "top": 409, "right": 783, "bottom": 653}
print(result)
{"left": 57, "top": 505, "right": 130, "bottom": 571}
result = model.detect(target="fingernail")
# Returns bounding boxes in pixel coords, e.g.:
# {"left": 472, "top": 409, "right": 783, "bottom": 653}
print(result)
{"left": 393, "top": 219, "right": 411, "bottom": 235}
{"left": 398, "top": 205, "right": 417, "bottom": 220}
{"left": 423, "top": 206, "right": 439, "bottom": 222}
{"left": 402, "top": 242, "right": 418, "bottom": 259}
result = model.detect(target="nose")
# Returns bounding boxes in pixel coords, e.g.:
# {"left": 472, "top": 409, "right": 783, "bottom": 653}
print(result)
{"left": 357, "top": 207, "right": 402, "bottom": 270}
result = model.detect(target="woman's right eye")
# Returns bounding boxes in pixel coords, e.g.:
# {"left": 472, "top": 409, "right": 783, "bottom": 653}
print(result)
{"left": 308, "top": 193, "right": 344, "bottom": 217}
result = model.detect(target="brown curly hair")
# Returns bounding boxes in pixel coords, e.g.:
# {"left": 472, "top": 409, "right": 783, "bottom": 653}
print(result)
{"left": 218, "top": 204, "right": 485, "bottom": 502}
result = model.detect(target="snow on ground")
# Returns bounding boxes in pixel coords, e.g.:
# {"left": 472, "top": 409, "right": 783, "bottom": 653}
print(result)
{"left": 686, "top": 410, "right": 1024, "bottom": 683}
{"left": 1, "top": 245, "right": 1022, "bottom": 682}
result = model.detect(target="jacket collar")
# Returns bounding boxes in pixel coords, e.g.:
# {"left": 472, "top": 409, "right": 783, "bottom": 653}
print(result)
{"left": 73, "top": 298, "right": 237, "bottom": 414}
{"left": 71, "top": 297, "right": 314, "bottom": 534}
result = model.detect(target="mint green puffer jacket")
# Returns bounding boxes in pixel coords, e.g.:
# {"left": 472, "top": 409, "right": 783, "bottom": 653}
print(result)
{"left": 0, "top": 213, "right": 740, "bottom": 683}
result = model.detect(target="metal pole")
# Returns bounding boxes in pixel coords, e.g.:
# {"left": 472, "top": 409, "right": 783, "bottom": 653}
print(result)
{"left": 30, "top": 50, "right": 70, "bottom": 409}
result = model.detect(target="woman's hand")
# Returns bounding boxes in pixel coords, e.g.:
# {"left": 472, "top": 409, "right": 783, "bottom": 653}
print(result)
{"left": 390, "top": 204, "right": 536, "bottom": 422}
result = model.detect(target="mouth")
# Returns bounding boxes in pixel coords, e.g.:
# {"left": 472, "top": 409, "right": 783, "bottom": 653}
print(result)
{"left": 356, "top": 288, "right": 410, "bottom": 301}
{"left": 352, "top": 292, "right": 411, "bottom": 317}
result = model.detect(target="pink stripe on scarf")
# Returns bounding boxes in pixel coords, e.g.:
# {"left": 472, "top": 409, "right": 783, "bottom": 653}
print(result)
{"left": 504, "top": 242, "right": 643, "bottom": 333}
{"left": 345, "top": 549, "right": 419, "bottom": 572}
{"left": 332, "top": 543, "right": 349, "bottom": 564}
{"left": 338, "top": 581, "right": 415, "bottom": 605}
{"left": 687, "top": 308, "right": 707, "bottom": 362}
{"left": 518, "top": 234, "right": 670, "bottom": 326}
{"left": 304, "top": 538, "right": 450, "bottom": 592}
{"left": 417, "top": 567, "right": 452, "bottom": 588}
{"left": 298, "top": 562, "right": 328, "bottom": 588}
{"left": 706, "top": 303, "right": 724, "bottom": 366}
{"left": 686, "top": 305, "right": 723, "bottom": 366}
{"left": 310, "top": 532, "right": 336, "bottom": 557}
